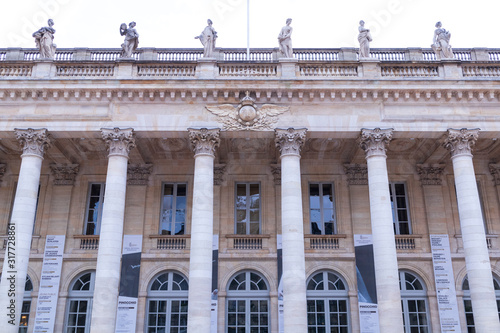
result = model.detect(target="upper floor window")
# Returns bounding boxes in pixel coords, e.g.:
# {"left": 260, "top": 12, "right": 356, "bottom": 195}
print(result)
{"left": 147, "top": 271, "right": 189, "bottom": 333}
{"left": 160, "top": 183, "right": 187, "bottom": 235}
{"left": 399, "top": 271, "right": 430, "bottom": 333}
{"left": 309, "top": 183, "right": 337, "bottom": 235}
{"left": 306, "top": 271, "right": 349, "bottom": 333}
{"left": 389, "top": 183, "right": 411, "bottom": 235}
{"left": 226, "top": 271, "right": 269, "bottom": 333}
{"left": 235, "top": 183, "right": 260, "bottom": 235}
{"left": 84, "top": 183, "right": 105, "bottom": 235}
{"left": 64, "top": 271, "right": 95, "bottom": 333}
{"left": 462, "top": 275, "right": 500, "bottom": 332}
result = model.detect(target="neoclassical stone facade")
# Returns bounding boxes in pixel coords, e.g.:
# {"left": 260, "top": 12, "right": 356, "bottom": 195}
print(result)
{"left": 1, "top": 46, "right": 500, "bottom": 333}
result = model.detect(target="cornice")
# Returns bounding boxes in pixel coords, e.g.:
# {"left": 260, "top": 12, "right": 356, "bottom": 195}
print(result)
{"left": 0, "top": 88, "right": 498, "bottom": 104}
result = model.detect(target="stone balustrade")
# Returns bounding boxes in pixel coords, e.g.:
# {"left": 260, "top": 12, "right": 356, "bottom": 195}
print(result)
{"left": 1, "top": 47, "right": 499, "bottom": 81}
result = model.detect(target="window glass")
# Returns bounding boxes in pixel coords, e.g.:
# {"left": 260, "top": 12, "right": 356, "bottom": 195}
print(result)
{"left": 235, "top": 183, "right": 261, "bottom": 235}
{"left": 160, "top": 183, "right": 187, "bottom": 235}
{"left": 309, "top": 183, "right": 337, "bottom": 235}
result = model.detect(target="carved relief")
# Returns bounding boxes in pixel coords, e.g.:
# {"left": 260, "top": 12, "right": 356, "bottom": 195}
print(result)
{"left": 188, "top": 128, "right": 220, "bottom": 157}
{"left": 344, "top": 164, "right": 368, "bottom": 185}
{"left": 270, "top": 164, "right": 281, "bottom": 185}
{"left": 127, "top": 164, "right": 153, "bottom": 185}
{"left": 214, "top": 164, "right": 226, "bottom": 185}
{"left": 50, "top": 164, "right": 79, "bottom": 185}
{"left": 443, "top": 128, "right": 479, "bottom": 157}
{"left": 15, "top": 128, "right": 52, "bottom": 158}
{"left": 0, "top": 163, "right": 6, "bottom": 183}
{"left": 101, "top": 128, "right": 136, "bottom": 157}
{"left": 489, "top": 164, "right": 500, "bottom": 186}
{"left": 206, "top": 92, "right": 289, "bottom": 131}
{"left": 416, "top": 164, "right": 445, "bottom": 185}
{"left": 358, "top": 128, "right": 393, "bottom": 158}
{"left": 275, "top": 128, "right": 307, "bottom": 156}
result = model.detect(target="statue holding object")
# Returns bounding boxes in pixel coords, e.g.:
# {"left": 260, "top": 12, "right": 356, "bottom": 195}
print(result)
{"left": 431, "top": 21, "right": 454, "bottom": 59}
{"left": 195, "top": 19, "right": 217, "bottom": 58}
{"left": 358, "top": 20, "right": 372, "bottom": 59}
{"left": 120, "top": 21, "right": 139, "bottom": 59}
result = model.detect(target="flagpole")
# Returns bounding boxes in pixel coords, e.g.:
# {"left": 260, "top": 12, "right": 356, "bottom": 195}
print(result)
{"left": 246, "top": 0, "right": 250, "bottom": 60}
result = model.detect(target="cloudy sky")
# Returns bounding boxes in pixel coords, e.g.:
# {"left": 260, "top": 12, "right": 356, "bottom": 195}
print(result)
{"left": 2, "top": 0, "right": 497, "bottom": 50}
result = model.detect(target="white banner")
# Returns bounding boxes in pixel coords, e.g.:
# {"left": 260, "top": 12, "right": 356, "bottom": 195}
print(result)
{"left": 115, "top": 235, "right": 142, "bottom": 333}
{"left": 33, "top": 235, "right": 65, "bottom": 333}
{"left": 430, "top": 235, "right": 462, "bottom": 332}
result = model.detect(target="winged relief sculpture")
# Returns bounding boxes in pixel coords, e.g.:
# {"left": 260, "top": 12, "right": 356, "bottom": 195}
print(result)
{"left": 206, "top": 92, "right": 290, "bottom": 131}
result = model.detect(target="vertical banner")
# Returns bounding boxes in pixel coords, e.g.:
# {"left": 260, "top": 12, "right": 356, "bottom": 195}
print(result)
{"left": 354, "top": 235, "right": 380, "bottom": 333}
{"left": 430, "top": 234, "right": 462, "bottom": 332}
{"left": 277, "top": 234, "right": 284, "bottom": 333}
{"left": 115, "top": 235, "right": 142, "bottom": 333}
{"left": 210, "top": 235, "right": 219, "bottom": 333}
{"left": 33, "top": 235, "right": 65, "bottom": 333}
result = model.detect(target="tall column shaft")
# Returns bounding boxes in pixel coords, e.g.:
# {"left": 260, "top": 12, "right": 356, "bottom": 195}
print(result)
{"left": 0, "top": 129, "right": 50, "bottom": 333}
{"left": 275, "top": 128, "right": 308, "bottom": 332}
{"left": 359, "top": 128, "right": 404, "bottom": 332}
{"left": 90, "top": 128, "right": 135, "bottom": 333}
{"left": 444, "top": 128, "right": 500, "bottom": 332}
{"left": 187, "top": 128, "right": 220, "bottom": 333}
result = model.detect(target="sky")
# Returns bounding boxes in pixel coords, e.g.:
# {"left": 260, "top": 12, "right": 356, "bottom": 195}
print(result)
{"left": 1, "top": 0, "right": 497, "bottom": 51}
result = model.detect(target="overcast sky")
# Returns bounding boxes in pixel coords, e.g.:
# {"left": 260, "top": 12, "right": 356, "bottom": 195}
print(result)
{"left": 2, "top": 0, "right": 497, "bottom": 50}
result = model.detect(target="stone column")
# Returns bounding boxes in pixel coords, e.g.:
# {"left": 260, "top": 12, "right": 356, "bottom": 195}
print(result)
{"left": 359, "top": 128, "right": 404, "bottom": 333}
{"left": 0, "top": 128, "right": 51, "bottom": 333}
{"left": 90, "top": 128, "right": 135, "bottom": 333}
{"left": 274, "top": 128, "right": 308, "bottom": 332}
{"left": 443, "top": 128, "right": 500, "bottom": 332}
{"left": 187, "top": 128, "right": 220, "bottom": 333}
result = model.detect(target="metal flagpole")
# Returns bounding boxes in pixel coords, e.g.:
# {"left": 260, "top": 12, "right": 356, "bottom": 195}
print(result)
{"left": 247, "top": 0, "right": 250, "bottom": 60}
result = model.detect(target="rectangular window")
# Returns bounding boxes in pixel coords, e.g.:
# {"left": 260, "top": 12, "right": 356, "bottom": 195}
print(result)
{"left": 309, "top": 183, "right": 337, "bottom": 235}
{"left": 18, "top": 300, "right": 31, "bottom": 333}
{"left": 235, "top": 183, "right": 261, "bottom": 235}
{"left": 389, "top": 182, "right": 411, "bottom": 235}
{"left": 160, "top": 183, "right": 187, "bottom": 235}
{"left": 84, "top": 183, "right": 105, "bottom": 235}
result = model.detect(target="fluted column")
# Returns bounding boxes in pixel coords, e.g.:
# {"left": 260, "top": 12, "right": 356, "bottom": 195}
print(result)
{"left": 359, "top": 128, "right": 404, "bottom": 332}
{"left": 0, "top": 129, "right": 51, "bottom": 333}
{"left": 443, "top": 128, "right": 500, "bottom": 332}
{"left": 187, "top": 128, "right": 220, "bottom": 333}
{"left": 275, "top": 128, "right": 308, "bottom": 332}
{"left": 90, "top": 128, "right": 135, "bottom": 333}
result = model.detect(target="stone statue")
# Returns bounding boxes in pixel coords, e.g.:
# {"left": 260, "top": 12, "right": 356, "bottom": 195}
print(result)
{"left": 431, "top": 21, "right": 454, "bottom": 59}
{"left": 120, "top": 21, "right": 139, "bottom": 59}
{"left": 32, "top": 19, "right": 56, "bottom": 59}
{"left": 278, "top": 18, "right": 293, "bottom": 58}
{"left": 358, "top": 20, "right": 372, "bottom": 59}
{"left": 195, "top": 19, "right": 217, "bottom": 58}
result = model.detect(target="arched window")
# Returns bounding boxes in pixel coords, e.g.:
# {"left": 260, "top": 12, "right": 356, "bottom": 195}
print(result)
{"left": 0, "top": 274, "right": 33, "bottom": 333}
{"left": 147, "top": 271, "right": 188, "bottom": 333}
{"left": 399, "top": 271, "right": 430, "bottom": 333}
{"left": 226, "top": 271, "right": 269, "bottom": 333}
{"left": 462, "top": 275, "right": 500, "bottom": 332}
{"left": 64, "top": 271, "right": 95, "bottom": 333}
{"left": 306, "top": 271, "right": 349, "bottom": 332}
{"left": 19, "top": 275, "right": 33, "bottom": 333}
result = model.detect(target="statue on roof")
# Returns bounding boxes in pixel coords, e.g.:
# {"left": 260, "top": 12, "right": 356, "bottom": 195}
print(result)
{"left": 358, "top": 20, "right": 372, "bottom": 59}
{"left": 120, "top": 21, "right": 139, "bottom": 59}
{"left": 32, "top": 19, "right": 56, "bottom": 59}
{"left": 195, "top": 19, "right": 218, "bottom": 58}
{"left": 278, "top": 18, "right": 293, "bottom": 58}
{"left": 431, "top": 21, "right": 454, "bottom": 60}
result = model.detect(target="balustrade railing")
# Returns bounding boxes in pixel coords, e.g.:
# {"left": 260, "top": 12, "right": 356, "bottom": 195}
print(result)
{"left": 157, "top": 50, "right": 202, "bottom": 61}
{"left": 0, "top": 64, "right": 33, "bottom": 77}
{"left": 56, "top": 64, "right": 115, "bottom": 77}
{"left": 294, "top": 49, "right": 339, "bottom": 61}
{"left": 138, "top": 64, "right": 196, "bottom": 77}
{"left": 395, "top": 235, "right": 422, "bottom": 251}
{"left": 299, "top": 64, "right": 358, "bottom": 77}
{"left": 463, "top": 65, "right": 500, "bottom": 77}
{"left": 381, "top": 65, "right": 439, "bottom": 77}
{"left": 226, "top": 235, "right": 270, "bottom": 250}
{"left": 75, "top": 235, "right": 99, "bottom": 250}
{"left": 219, "top": 64, "right": 277, "bottom": 77}
{"left": 305, "top": 235, "right": 346, "bottom": 250}
{"left": 150, "top": 235, "right": 189, "bottom": 250}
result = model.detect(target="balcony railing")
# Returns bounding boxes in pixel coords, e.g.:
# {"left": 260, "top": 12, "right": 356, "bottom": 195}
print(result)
{"left": 150, "top": 235, "right": 190, "bottom": 250}
{"left": 394, "top": 235, "right": 423, "bottom": 251}
{"left": 74, "top": 235, "right": 99, "bottom": 250}
{"left": 1, "top": 47, "right": 499, "bottom": 81}
{"left": 305, "top": 234, "right": 347, "bottom": 250}
{"left": 225, "top": 234, "right": 270, "bottom": 250}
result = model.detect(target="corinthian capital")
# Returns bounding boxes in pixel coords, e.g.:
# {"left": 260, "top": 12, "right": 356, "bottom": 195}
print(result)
{"left": 275, "top": 128, "right": 307, "bottom": 157}
{"left": 358, "top": 128, "right": 393, "bottom": 158}
{"left": 101, "top": 128, "right": 136, "bottom": 157}
{"left": 188, "top": 128, "right": 221, "bottom": 157}
{"left": 15, "top": 128, "right": 52, "bottom": 158}
{"left": 443, "top": 128, "right": 479, "bottom": 158}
